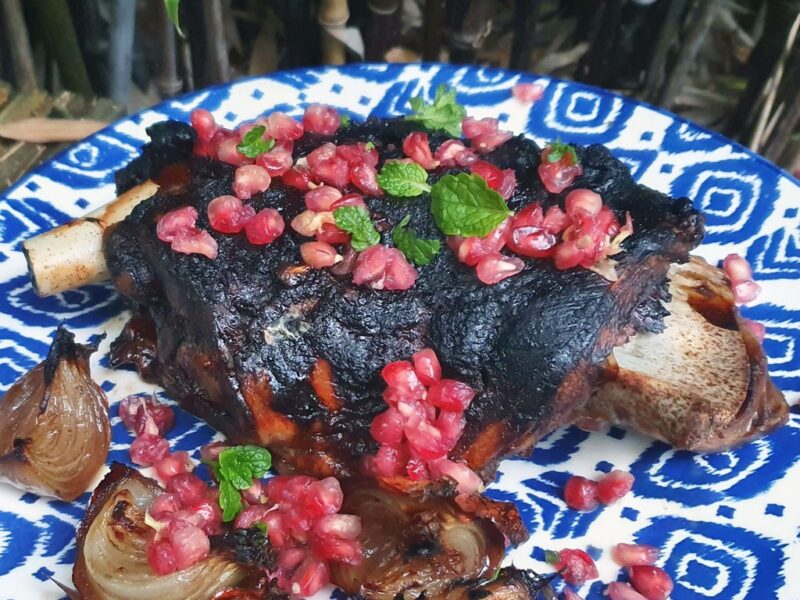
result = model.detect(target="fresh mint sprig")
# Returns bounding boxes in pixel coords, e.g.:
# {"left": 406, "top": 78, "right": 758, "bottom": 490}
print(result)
{"left": 545, "top": 141, "right": 579, "bottom": 165}
{"left": 333, "top": 206, "right": 381, "bottom": 251}
{"left": 429, "top": 173, "right": 512, "bottom": 237}
{"left": 211, "top": 445, "right": 272, "bottom": 522}
{"left": 392, "top": 216, "right": 441, "bottom": 266}
{"left": 377, "top": 162, "right": 431, "bottom": 198}
{"left": 236, "top": 125, "right": 275, "bottom": 158}
{"left": 405, "top": 85, "right": 466, "bottom": 137}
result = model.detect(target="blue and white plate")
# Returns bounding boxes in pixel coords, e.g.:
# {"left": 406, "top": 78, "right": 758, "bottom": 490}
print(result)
{"left": 0, "top": 64, "right": 798, "bottom": 599}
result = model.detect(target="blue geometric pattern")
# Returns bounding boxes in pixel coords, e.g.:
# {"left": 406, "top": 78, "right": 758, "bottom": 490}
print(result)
{"left": 0, "top": 63, "right": 797, "bottom": 599}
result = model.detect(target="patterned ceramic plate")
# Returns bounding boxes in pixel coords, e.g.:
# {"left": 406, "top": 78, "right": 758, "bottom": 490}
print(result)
{"left": 0, "top": 63, "right": 798, "bottom": 600}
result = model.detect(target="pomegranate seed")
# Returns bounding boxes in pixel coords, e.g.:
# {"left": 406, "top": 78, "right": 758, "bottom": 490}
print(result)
{"left": 256, "top": 148, "right": 293, "bottom": 177}
{"left": 472, "top": 129, "right": 513, "bottom": 153}
{"left": 291, "top": 210, "right": 335, "bottom": 237}
{"left": 539, "top": 147, "right": 583, "bottom": 194}
{"left": 266, "top": 111, "right": 304, "bottom": 140}
{"left": 300, "top": 241, "right": 341, "bottom": 268}
{"left": 154, "top": 451, "right": 194, "bottom": 481}
{"left": 565, "top": 188, "right": 602, "bottom": 218}
{"left": 314, "top": 514, "right": 361, "bottom": 541}
{"left": 350, "top": 163, "right": 383, "bottom": 196}
{"left": 305, "top": 185, "right": 343, "bottom": 212}
{"left": 371, "top": 443, "right": 405, "bottom": 477}
{"left": 157, "top": 207, "right": 198, "bottom": 243}
{"left": 119, "top": 395, "right": 176, "bottom": 436}
{"left": 597, "top": 470, "right": 635, "bottom": 504}
{"left": 330, "top": 193, "right": 368, "bottom": 212}
{"left": 166, "top": 473, "right": 209, "bottom": 507}
{"left": 147, "top": 539, "right": 178, "bottom": 575}
{"left": 563, "top": 476, "right": 599, "bottom": 511}
{"left": 383, "top": 248, "right": 417, "bottom": 290}
{"left": 352, "top": 244, "right": 389, "bottom": 288}
{"left": 245, "top": 208, "right": 285, "bottom": 245}
{"left": 470, "top": 160, "right": 505, "bottom": 191}
{"left": 497, "top": 169, "right": 517, "bottom": 200}
{"left": 607, "top": 582, "right": 648, "bottom": 600}
{"left": 149, "top": 493, "right": 181, "bottom": 521}
{"left": 316, "top": 222, "right": 350, "bottom": 245}
{"left": 411, "top": 348, "right": 441, "bottom": 386}
{"left": 370, "top": 407, "right": 406, "bottom": 446}
{"left": 302, "top": 477, "right": 344, "bottom": 517}
{"left": 184, "top": 499, "right": 223, "bottom": 535}
{"left": 234, "top": 504, "right": 271, "bottom": 530}
{"left": 233, "top": 165, "right": 271, "bottom": 200}
{"left": 190, "top": 109, "right": 217, "bottom": 142}
{"left": 303, "top": 104, "right": 340, "bottom": 135}
{"left": 290, "top": 555, "right": 330, "bottom": 596}
{"left": 207, "top": 195, "right": 256, "bottom": 234}
{"left": 613, "top": 543, "right": 660, "bottom": 567}
{"left": 723, "top": 253, "right": 754, "bottom": 282}
{"left": 506, "top": 206, "right": 560, "bottom": 258}
{"left": 168, "top": 521, "right": 210, "bottom": 570}
{"left": 130, "top": 434, "right": 170, "bottom": 467}
{"left": 406, "top": 457, "right": 430, "bottom": 481}
{"left": 313, "top": 156, "right": 350, "bottom": 189}
{"left": 307, "top": 142, "right": 337, "bottom": 168}
{"left": 428, "top": 458, "right": 482, "bottom": 494}
{"left": 476, "top": 253, "right": 524, "bottom": 284}
{"left": 283, "top": 166, "right": 313, "bottom": 190}
{"left": 732, "top": 279, "right": 762, "bottom": 305}
{"left": 170, "top": 228, "right": 218, "bottom": 259}
{"left": 216, "top": 136, "right": 250, "bottom": 166}
{"left": 427, "top": 379, "right": 475, "bottom": 411}
{"left": 381, "top": 361, "right": 425, "bottom": 396}
{"left": 462, "top": 116, "right": 500, "bottom": 139}
{"left": 336, "top": 143, "right": 379, "bottom": 167}
{"left": 628, "top": 566, "right": 674, "bottom": 600}
{"left": 434, "top": 139, "right": 474, "bottom": 167}
{"left": 512, "top": 82, "right": 545, "bottom": 103}
{"left": 551, "top": 549, "right": 599, "bottom": 586}
{"left": 330, "top": 243, "right": 358, "bottom": 275}
{"left": 403, "top": 132, "right": 440, "bottom": 170}
{"left": 404, "top": 414, "right": 449, "bottom": 461}
{"left": 242, "top": 479, "right": 267, "bottom": 505}
{"left": 457, "top": 223, "right": 508, "bottom": 266}
{"left": 199, "top": 442, "right": 227, "bottom": 464}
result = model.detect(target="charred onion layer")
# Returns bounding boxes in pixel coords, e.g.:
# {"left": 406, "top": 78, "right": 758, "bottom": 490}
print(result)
{"left": 0, "top": 326, "right": 110, "bottom": 500}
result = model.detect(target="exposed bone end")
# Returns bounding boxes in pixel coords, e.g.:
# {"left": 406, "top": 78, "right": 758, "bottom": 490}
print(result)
{"left": 23, "top": 180, "right": 158, "bottom": 297}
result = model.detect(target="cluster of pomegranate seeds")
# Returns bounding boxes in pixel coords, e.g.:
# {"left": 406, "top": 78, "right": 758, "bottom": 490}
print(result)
{"left": 605, "top": 548, "right": 674, "bottom": 600}
{"left": 302, "top": 104, "right": 341, "bottom": 135}
{"left": 156, "top": 206, "right": 219, "bottom": 259}
{"left": 722, "top": 253, "right": 762, "bottom": 305}
{"left": 232, "top": 475, "right": 362, "bottom": 597}
{"left": 512, "top": 82, "right": 545, "bottom": 103}
{"left": 547, "top": 548, "right": 599, "bottom": 586}
{"left": 470, "top": 160, "right": 516, "bottom": 200}
{"left": 434, "top": 139, "right": 478, "bottom": 167}
{"left": 352, "top": 245, "right": 418, "bottom": 290}
{"left": 364, "top": 348, "right": 482, "bottom": 494}
{"left": 505, "top": 203, "right": 568, "bottom": 258}
{"left": 403, "top": 132, "right": 440, "bottom": 170}
{"left": 563, "top": 469, "right": 635, "bottom": 511}
{"left": 461, "top": 116, "right": 513, "bottom": 153}
{"left": 538, "top": 143, "right": 583, "bottom": 193}
{"left": 448, "top": 218, "right": 523, "bottom": 285}
{"left": 120, "top": 394, "right": 176, "bottom": 468}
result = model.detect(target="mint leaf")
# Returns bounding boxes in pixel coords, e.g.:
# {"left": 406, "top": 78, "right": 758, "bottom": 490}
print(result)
{"left": 340, "top": 114, "right": 351, "bottom": 128}
{"left": 405, "top": 85, "right": 466, "bottom": 137}
{"left": 219, "top": 479, "right": 242, "bottom": 523}
{"left": 377, "top": 162, "right": 431, "bottom": 197}
{"left": 430, "top": 173, "right": 512, "bottom": 237}
{"left": 545, "top": 141, "right": 578, "bottom": 165}
{"left": 334, "top": 206, "right": 381, "bottom": 251}
{"left": 364, "top": 141, "right": 375, "bottom": 151}
{"left": 254, "top": 522, "right": 268, "bottom": 535}
{"left": 392, "top": 216, "right": 441, "bottom": 266}
{"left": 544, "top": 550, "right": 561, "bottom": 565}
{"left": 236, "top": 125, "right": 275, "bottom": 158}
{"left": 218, "top": 445, "right": 272, "bottom": 490}
{"left": 163, "top": 0, "right": 185, "bottom": 38}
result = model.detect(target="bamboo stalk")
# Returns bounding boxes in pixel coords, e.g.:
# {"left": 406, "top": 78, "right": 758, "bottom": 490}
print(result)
{"left": 108, "top": 0, "right": 137, "bottom": 106}
{"left": 764, "top": 66, "right": 800, "bottom": 162}
{"left": 29, "top": 0, "right": 93, "bottom": 95}
{"left": 509, "top": 0, "right": 541, "bottom": 70}
{"left": 658, "top": 0, "right": 723, "bottom": 110}
{"left": 203, "top": 0, "right": 230, "bottom": 83}
{"left": 1, "top": 0, "right": 37, "bottom": 91}
{"left": 158, "top": 0, "right": 182, "bottom": 97}
{"left": 642, "top": 0, "right": 688, "bottom": 102}
{"left": 23, "top": 181, "right": 158, "bottom": 297}
{"left": 365, "top": 0, "right": 401, "bottom": 61}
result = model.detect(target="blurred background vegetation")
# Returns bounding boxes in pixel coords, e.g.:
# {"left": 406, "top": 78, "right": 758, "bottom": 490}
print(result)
{"left": 1, "top": 0, "right": 799, "bottom": 179}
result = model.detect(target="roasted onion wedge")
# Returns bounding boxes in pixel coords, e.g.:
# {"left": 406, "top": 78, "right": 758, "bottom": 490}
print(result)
{"left": 0, "top": 326, "right": 110, "bottom": 500}
{"left": 331, "top": 484, "right": 511, "bottom": 599}
{"left": 74, "top": 463, "right": 249, "bottom": 600}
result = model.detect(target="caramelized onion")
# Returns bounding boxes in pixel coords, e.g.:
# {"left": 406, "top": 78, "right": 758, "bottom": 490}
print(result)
{"left": 0, "top": 326, "right": 110, "bottom": 500}
{"left": 74, "top": 464, "right": 248, "bottom": 600}
{"left": 330, "top": 484, "right": 507, "bottom": 599}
